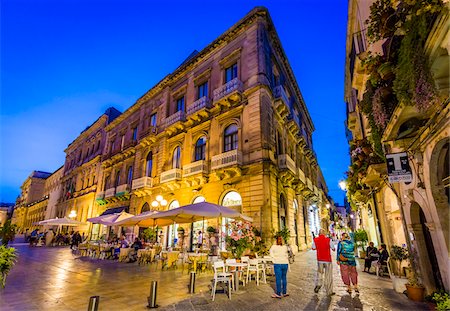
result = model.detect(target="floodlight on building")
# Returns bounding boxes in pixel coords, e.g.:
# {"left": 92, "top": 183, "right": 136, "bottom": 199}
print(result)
{"left": 69, "top": 210, "right": 77, "bottom": 219}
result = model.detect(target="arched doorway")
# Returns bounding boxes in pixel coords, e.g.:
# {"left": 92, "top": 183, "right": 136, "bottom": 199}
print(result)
{"left": 419, "top": 208, "right": 444, "bottom": 290}
{"left": 410, "top": 202, "right": 444, "bottom": 291}
{"left": 221, "top": 191, "right": 242, "bottom": 249}
{"left": 166, "top": 200, "right": 179, "bottom": 248}
{"left": 293, "top": 199, "right": 299, "bottom": 249}
{"left": 190, "top": 196, "right": 206, "bottom": 251}
{"left": 278, "top": 194, "right": 287, "bottom": 229}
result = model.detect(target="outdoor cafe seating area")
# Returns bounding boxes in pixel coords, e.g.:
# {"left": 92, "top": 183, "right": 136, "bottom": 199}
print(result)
{"left": 37, "top": 202, "right": 278, "bottom": 300}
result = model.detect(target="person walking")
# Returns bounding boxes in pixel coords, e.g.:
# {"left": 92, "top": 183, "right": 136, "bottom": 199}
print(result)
{"left": 269, "top": 236, "right": 290, "bottom": 298}
{"left": 337, "top": 232, "right": 359, "bottom": 294}
{"left": 312, "top": 229, "right": 335, "bottom": 296}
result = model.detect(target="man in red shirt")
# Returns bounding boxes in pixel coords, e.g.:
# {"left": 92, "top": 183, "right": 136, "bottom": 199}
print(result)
{"left": 312, "top": 229, "right": 335, "bottom": 296}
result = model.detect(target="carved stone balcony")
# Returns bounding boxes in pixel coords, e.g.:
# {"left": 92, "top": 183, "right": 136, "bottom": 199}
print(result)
{"left": 183, "top": 160, "right": 208, "bottom": 177}
{"left": 131, "top": 176, "right": 153, "bottom": 197}
{"left": 273, "top": 85, "right": 290, "bottom": 119}
{"left": 211, "top": 149, "right": 242, "bottom": 170}
{"left": 115, "top": 184, "right": 130, "bottom": 197}
{"left": 306, "top": 178, "right": 313, "bottom": 191}
{"left": 298, "top": 168, "right": 306, "bottom": 184}
{"left": 213, "top": 78, "right": 243, "bottom": 107}
{"left": 96, "top": 191, "right": 105, "bottom": 200}
{"left": 105, "top": 188, "right": 116, "bottom": 198}
{"left": 164, "top": 111, "right": 186, "bottom": 135}
{"left": 278, "top": 154, "right": 297, "bottom": 175}
{"left": 187, "top": 97, "right": 211, "bottom": 122}
{"left": 160, "top": 168, "right": 182, "bottom": 183}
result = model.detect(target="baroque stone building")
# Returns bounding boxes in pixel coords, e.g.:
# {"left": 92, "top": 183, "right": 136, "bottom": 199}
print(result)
{"left": 345, "top": 0, "right": 449, "bottom": 293}
{"left": 13, "top": 7, "right": 331, "bottom": 252}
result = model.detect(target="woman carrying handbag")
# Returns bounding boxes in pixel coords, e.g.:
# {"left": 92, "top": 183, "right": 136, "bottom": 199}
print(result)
{"left": 336, "top": 232, "right": 359, "bottom": 294}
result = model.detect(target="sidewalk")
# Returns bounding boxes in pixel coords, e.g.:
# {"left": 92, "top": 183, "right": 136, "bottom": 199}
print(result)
{"left": 0, "top": 244, "right": 429, "bottom": 310}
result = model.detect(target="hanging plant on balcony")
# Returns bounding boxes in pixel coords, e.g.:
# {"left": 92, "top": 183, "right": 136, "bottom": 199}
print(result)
{"left": 392, "top": 0, "right": 443, "bottom": 111}
{"left": 366, "top": 0, "right": 397, "bottom": 43}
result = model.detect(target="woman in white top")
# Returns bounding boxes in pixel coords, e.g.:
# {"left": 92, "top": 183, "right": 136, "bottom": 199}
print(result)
{"left": 269, "top": 236, "right": 290, "bottom": 298}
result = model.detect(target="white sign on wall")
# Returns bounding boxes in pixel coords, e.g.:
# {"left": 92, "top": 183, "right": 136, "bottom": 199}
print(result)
{"left": 386, "top": 152, "right": 412, "bottom": 183}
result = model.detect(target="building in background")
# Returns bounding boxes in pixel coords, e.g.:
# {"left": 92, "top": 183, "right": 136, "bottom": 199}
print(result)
{"left": 0, "top": 203, "right": 15, "bottom": 227}
{"left": 344, "top": 0, "right": 449, "bottom": 293}
{"left": 12, "top": 7, "right": 331, "bottom": 252}
{"left": 12, "top": 171, "right": 51, "bottom": 231}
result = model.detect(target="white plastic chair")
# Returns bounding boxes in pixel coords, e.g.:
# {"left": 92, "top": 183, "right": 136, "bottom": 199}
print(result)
{"left": 212, "top": 261, "right": 232, "bottom": 301}
{"left": 246, "top": 259, "right": 266, "bottom": 285}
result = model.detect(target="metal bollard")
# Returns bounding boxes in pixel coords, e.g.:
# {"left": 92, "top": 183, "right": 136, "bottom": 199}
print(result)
{"left": 189, "top": 271, "right": 196, "bottom": 294}
{"left": 87, "top": 296, "right": 100, "bottom": 311}
{"left": 147, "top": 280, "right": 158, "bottom": 309}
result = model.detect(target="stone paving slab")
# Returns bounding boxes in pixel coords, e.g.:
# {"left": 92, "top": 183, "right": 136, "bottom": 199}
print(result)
{"left": 0, "top": 243, "right": 431, "bottom": 310}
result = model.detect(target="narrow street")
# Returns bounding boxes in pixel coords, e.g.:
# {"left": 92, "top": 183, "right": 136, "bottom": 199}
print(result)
{"left": 0, "top": 243, "right": 429, "bottom": 311}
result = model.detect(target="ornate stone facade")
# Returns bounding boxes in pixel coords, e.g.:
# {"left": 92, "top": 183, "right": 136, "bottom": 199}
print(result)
{"left": 345, "top": 0, "right": 449, "bottom": 293}
{"left": 13, "top": 8, "right": 330, "bottom": 252}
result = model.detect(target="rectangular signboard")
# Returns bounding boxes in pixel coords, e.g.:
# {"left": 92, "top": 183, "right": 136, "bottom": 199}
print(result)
{"left": 386, "top": 152, "right": 412, "bottom": 183}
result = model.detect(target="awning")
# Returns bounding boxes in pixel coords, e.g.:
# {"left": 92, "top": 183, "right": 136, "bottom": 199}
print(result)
{"left": 100, "top": 206, "right": 128, "bottom": 216}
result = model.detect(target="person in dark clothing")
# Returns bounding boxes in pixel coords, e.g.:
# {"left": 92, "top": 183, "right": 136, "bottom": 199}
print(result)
{"left": 127, "top": 238, "right": 143, "bottom": 262}
{"left": 70, "top": 232, "right": 82, "bottom": 250}
{"left": 364, "top": 242, "right": 379, "bottom": 272}
{"left": 378, "top": 244, "right": 389, "bottom": 265}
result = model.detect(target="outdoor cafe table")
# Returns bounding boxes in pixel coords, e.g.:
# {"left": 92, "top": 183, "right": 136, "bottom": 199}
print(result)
{"left": 226, "top": 262, "right": 248, "bottom": 292}
{"left": 119, "top": 248, "right": 132, "bottom": 262}
{"left": 137, "top": 248, "right": 156, "bottom": 264}
{"left": 187, "top": 253, "right": 208, "bottom": 272}
{"left": 161, "top": 251, "right": 179, "bottom": 269}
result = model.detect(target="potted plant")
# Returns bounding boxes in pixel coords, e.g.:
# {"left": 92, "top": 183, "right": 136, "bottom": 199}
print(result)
{"left": 427, "top": 290, "right": 450, "bottom": 311}
{"left": 406, "top": 272, "right": 426, "bottom": 302}
{"left": 0, "top": 245, "right": 17, "bottom": 288}
{"left": 206, "top": 226, "right": 216, "bottom": 237}
{"left": 0, "top": 220, "right": 17, "bottom": 246}
{"left": 354, "top": 229, "right": 368, "bottom": 258}
{"left": 142, "top": 227, "right": 159, "bottom": 243}
{"left": 225, "top": 221, "right": 255, "bottom": 259}
{"left": 390, "top": 245, "right": 409, "bottom": 293}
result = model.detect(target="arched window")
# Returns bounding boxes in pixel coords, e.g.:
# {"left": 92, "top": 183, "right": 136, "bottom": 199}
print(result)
{"left": 127, "top": 166, "right": 133, "bottom": 186}
{"left": 193, "top": 196, "right": 205, "bottom": 204}
{"left": 141, "top": 202, "right": 150, "bottom": 213}
{"left": 195, "top": 137, "right": 206, "bottom": 161}
{"left": 167, "top": 200, "right": 180, "bottom": 247}
{"left": 104, "top": 175, "right": 110, "bottom": 190}
{"left": 146, "top": 152, "right": 153, "bottom": 177}
{"left": 172, "top": 146, "right": 181, "bottom": 168}
{"left": 279, "top": 194, "right": 287, "bottom": 229}
{"left": 224, "top": 124, "right": 238, "bottom": 152}
{"left": 114, "top": 170, "right": 121, "bottom": 187}
{"left": 221, "top": 191, "right": 242, "bottom": 250}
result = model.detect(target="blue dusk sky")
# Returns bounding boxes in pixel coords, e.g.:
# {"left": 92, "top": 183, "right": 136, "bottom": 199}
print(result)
{"left": 1, "top": 0, "right": 349, "bottom": 204}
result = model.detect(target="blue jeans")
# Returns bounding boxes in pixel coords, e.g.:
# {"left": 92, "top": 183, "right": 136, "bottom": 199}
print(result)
{"left": 274, "top": 264, "right": 288, "bottom": 295}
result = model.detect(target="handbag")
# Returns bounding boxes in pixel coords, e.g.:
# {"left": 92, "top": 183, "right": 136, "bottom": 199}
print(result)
{"left": 339, "top": 253, "right": 348, "bottom": 262}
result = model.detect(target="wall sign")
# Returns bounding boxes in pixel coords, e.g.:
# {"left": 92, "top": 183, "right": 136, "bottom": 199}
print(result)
{"left": 386, "top": 152, "right": 412, "bottom": 183}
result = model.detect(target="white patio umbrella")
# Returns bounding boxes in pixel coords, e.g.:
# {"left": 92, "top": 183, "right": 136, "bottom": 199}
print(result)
{"left": 87, "top": 211, "right": 134, "bottom": 226}
{"left": 114, "top": 211, "right": 174, "bottom": 227}
{"left": 35, "top": 217, "right": 87, "bottom": 234}
{"left": 147, "top": 202, "right": 253, "bottom": 223}
{"left": 37, "top": 217, "right": 87, "bottom": 226}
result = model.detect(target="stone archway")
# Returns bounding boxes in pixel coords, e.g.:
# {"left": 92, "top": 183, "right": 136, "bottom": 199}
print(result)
{"left": 429, "top": 140, "right": 449, "bottom": 251}
{"left": 410, "top": 202, "right": 443, "bottom": 291}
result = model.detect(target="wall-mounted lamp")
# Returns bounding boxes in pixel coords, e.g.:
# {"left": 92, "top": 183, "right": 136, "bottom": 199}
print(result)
{"left": 152, "top": 195, "right": 167, "bottom": 208}
{"left": 68, "top": 210, "right": 77, "bottom": 219}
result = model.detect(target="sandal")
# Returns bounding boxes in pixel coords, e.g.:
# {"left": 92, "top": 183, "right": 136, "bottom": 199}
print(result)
{"left": 283, "top": 294, "right": 290, "bottom": 297}
{"left": 271, "top": 293, "right": 282, "bottom": 299}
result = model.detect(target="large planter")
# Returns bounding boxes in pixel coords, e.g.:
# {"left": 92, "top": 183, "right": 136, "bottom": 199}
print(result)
{"left": 391, "top": 276, "right": 408, "bottom": 293}
{"left": 405, "top": 284, "right": 425, "bottom": 302}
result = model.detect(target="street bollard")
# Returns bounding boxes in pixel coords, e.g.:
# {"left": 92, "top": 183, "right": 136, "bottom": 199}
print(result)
{"left": 87, "top": 296, "right": 100, "bottom": 311}
{"left": 147, "top": 280, "right": 158, "bottom": 309}
{"left": 189, "top": 271, "right": 196, "bottom": 294}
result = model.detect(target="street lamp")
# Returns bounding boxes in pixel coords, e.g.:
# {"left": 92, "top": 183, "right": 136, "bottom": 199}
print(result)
{"left": 151, "top": 195, "right": 167, "bottom": 209}
{"left": 338, "top": 180, "right": 347, "bottom": 191}
{"left": 68, "top": 210, "right": 77, "bottom": 219}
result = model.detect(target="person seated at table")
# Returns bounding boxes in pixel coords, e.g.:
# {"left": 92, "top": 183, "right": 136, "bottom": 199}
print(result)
{"left": 364, "top": 242, "right": 379, "bottom": 272}
{"left": 126, "top": 238, "right": 143, "bottom": 263}
{"left": 377, "top": 244, "right": 389, "bottom": 271}
{"left": 119, "top": 236, "right": 129, "bottom": 248}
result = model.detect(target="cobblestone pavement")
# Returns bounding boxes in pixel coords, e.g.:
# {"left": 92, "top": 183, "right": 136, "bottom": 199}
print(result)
{"left": 1, "top": 241, "right": 430, "bottom": 311}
